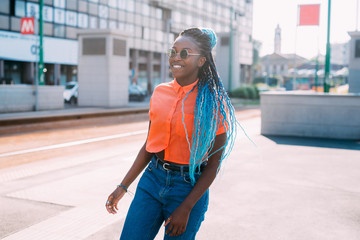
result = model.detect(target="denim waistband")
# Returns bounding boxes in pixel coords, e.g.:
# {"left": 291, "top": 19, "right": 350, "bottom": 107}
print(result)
{"left": 152, "top": 155, "right": 206, "bottom": 175}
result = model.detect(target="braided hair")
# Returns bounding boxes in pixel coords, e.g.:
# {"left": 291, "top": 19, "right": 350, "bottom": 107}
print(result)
{"left": 179, "top": 28, "right": 238, "bottom": 185}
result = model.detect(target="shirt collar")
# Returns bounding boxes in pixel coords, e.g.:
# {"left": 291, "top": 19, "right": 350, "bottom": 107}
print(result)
{"left": 173, "top": 78, "right": 199, "bottom": 94}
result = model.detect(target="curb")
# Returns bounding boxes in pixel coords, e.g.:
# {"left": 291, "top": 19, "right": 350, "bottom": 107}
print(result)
{"left": 0, "top": 107, "right": 150, "bottom": 126}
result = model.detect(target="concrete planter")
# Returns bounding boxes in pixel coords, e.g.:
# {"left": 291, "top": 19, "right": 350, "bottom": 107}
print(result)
{"left": 0, "top": 85, "right": 64, "bottom": 113}
{"left": 261, "top": 91, "right": 360, "bottom": 140}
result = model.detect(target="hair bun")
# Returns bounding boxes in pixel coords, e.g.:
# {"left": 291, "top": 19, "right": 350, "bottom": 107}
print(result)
{"left": 200, "top": 28, "right": 217, "bottom": 49}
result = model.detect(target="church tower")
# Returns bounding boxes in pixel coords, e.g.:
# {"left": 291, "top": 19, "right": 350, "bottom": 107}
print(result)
{"left": 274, "top": 24, "right": 281, "bottom": 54}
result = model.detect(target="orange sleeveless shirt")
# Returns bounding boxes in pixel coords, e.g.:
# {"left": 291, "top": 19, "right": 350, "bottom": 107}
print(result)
{"left": 145, "top": 79, "right": 225, "bottom": 164}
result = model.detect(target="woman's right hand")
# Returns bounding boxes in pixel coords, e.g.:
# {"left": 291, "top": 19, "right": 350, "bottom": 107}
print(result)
{"left": 105, "top": 186, "right": 127, "bottom": 214}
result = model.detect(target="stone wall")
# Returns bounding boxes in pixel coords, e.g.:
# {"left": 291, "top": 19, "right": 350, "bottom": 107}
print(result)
{"left": 261, "top": 91, "right": 360, "bottom": 140}
{"left": 0, "top": 85, "right": 64, "bottom": 113}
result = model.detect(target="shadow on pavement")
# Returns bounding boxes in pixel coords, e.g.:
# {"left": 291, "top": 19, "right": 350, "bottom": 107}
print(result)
{"left": 264, "top": 135, "right": 360, "bottom": 151}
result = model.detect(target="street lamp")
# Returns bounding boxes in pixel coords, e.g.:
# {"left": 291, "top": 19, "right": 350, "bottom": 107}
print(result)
{"left": 38, "top": 0, "right": 44, "bottom": 86}
{"left": 324, "top": 0, "right": 331, "bottom": 93}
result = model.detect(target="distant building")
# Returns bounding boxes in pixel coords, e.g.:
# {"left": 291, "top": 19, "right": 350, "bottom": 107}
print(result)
{"left": 259, "top": 53, "right": 308, "bottom": 77}
{"left": 331, "top": 42, "right": 350, "bottom": 66}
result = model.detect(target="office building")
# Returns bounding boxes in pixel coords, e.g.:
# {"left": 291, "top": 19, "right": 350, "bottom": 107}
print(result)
{"left": 0, "top": 0, "right": 253, "bottom": 97}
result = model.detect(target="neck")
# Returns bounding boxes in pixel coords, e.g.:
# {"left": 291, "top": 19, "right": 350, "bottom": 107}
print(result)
{"left": 176, "top": 72, "right": 199, "bottom": 87}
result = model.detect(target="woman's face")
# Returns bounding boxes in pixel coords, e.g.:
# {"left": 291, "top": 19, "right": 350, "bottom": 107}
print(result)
{"left": 169, "top": 36, "right": 205, "bottom": 84}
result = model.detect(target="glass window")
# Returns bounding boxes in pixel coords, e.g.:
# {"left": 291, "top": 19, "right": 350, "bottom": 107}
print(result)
{"left": 15, "top": 0, "right": 26, "bottom": 17}
{"left": 99, "top": 18, "right": 107, "bottom": 29}
{"left": 43, "top": 6, "right": 53, "bottom": 22}
{"left": 155, "top": 30, "right": 163, "bottom": 42}
{"left": 89, "top": 16, "right": 97, "bottom": 28}
{"left": 109, "top": 0, "right": 117, "bottom": 8}
{"left": 109, "top": 20, "right": 117, "bottom": 29}
{"left": 98, "top": 5, "right": 108, "bottom": 18}
{"left": 197, "top": 0, "right": 203, "bottom": 9}
{"left": 172, "top": 11, "right": 181, "bottom": 23}
{"left": 78, "top": 13, "right": 88, "bottom": 28}
{"left": 26, "top": 2, "right": 39, "bottom": 19}
{"left": 142, "top": 3, "right": 150, "bottom": 16}
{"left": 208, "top": 2, "right": 213, "bottom": 13}
{"left": 143, "top": 27, "right": 150, "bottom": 40}
{"left": 54, "top": 0, "right": 65, "bottom": 9}
{"left": 185, "top": 14, "right": 192, "bottom": 26}
{"left": 118, "top": 22, "right": 125, "bottom": 30}
{"left": 4, "top": 61, "right": 24, "bottom": 85}
{"left": 118, "top": 0, "right": 126, "bottom": 10}
{"left": 54, "top": 24, "right": 65, "bottom": 37}
{"left": 355, "top": 40, "right": 360, "bottom": 58}
{"left": 127, "top": 23, "right": 134, "bottom": 33}
{"left": 66, "top": 11, "right": 77, "bottom": 26}
{"left": 127, "top": 0, "right": 135, "bottom": 12}
{"left": 54, "top": 8, "right": 65, "bottom": 24}
{"left": 155, "top": 8, "right": 162, "bottom": 20}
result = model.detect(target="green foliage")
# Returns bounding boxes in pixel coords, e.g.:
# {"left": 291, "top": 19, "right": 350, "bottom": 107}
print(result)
{"left": 253, "top": 77, "right": 265, "bottom": 84}
{"left": 231, "top": 85, "right": 259, "bottom": 99}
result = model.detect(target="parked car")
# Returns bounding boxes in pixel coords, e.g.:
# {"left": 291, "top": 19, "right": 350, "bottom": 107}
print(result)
{"left": 63, "top": 81, "right": 79, "bottom": 104}
{"left": 129, "top": 84, "right": 146, "bottom": 101}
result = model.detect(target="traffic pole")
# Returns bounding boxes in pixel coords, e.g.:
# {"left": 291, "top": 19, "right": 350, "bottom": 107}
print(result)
{"left": 38, "top": 0, "right": 44, "bottom": 86}
{"left": 324, "top": 0, "right": 331, "bottom": 93}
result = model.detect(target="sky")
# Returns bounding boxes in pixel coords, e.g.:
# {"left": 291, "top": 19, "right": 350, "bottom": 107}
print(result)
{"left": 252, "top": 0, "right": 360, "bottom": 59}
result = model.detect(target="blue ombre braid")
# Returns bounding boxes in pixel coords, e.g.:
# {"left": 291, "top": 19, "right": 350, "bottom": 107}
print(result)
{"left": 179, "top": 28, "right": 238, "bottom": 185}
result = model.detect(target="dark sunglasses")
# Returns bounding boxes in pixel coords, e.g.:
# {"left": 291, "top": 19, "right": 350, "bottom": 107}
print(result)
{"left": 167, "top": 48, "right": 201, "bottom": 59}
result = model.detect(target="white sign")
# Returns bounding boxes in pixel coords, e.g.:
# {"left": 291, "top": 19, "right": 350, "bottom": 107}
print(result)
{"left": 78, "top": 13, "right": 88, "bottom": 28}
{"left": 43, "top": 6, "right": 54, "bottom": 22}
{"left": 54, "top": 0, "right": 65, "bottom": 9}
{"left": 66, "top": 11, "right": 77, "bottom": 27}
{"left": 0, "top": 30, "right": 78, "bottom": 65}
{"left": 26, "top": 2, "right": 39, "bottom": 19}
{"left": 54, "top": 8, "right": 65, "bottom": 24}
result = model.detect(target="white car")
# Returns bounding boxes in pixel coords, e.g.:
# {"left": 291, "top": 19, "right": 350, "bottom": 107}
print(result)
{"left": 63, "top": 81, "right": 79, "bottom": 104}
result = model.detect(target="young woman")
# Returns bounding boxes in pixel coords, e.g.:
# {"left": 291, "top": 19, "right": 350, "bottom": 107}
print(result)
{"left": 106, "top": 27, "right": 237, "bottom": 239}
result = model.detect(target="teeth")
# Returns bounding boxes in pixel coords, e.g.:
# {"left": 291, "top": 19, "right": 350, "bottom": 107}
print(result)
{"left": 172, "top": 65, "right": 182, "bottom": 69}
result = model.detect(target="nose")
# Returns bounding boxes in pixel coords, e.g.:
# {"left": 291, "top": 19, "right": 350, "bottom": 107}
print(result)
{"left": 173, "top": 52, "right": 182, "bottom": 60}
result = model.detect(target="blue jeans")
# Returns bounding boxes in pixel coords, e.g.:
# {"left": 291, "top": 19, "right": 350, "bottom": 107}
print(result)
{"left": 120, "top": 156, "right": 209, "bottom": 240}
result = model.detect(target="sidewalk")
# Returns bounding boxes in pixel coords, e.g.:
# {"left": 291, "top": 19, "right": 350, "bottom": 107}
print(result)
{"left": 1, "top": 115, "right": 359, "bottom": 239}
{"left": 0, "top": 97, "right": 259, "bottom": 135}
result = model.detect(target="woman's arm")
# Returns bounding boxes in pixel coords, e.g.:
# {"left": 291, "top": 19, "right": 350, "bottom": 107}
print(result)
{"left": 106, "top": 123, "right": 153, "bottom": 214}
{"left": 165, "top": 133, "right": 227, "bottom": 236}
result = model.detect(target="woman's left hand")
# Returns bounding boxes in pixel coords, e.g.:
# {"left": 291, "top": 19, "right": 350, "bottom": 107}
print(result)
{"left": 164, "top": 205, "right": 191, "bottom": 236}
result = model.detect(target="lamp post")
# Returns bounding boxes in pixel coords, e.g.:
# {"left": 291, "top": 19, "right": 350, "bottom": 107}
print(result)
{"left": 38, "top": 0, "right": 44, "bottom": 86}
{"left": 324, "top": 0, "right": 331, "bottom": 93}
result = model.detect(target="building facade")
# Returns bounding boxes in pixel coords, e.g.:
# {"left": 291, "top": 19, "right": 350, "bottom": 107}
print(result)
{"left": 0, "top": 0, "right": 253, "bottom": 95}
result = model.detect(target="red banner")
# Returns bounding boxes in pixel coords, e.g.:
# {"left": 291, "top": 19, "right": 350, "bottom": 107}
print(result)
{"left": 298, "top": 4, "right": 320, "bottom": 26}
{"left": 21, "top": 17, "right": 35, "bottom": 34}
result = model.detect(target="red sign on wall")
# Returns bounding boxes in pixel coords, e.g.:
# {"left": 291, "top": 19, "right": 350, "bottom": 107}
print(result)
{"left": 21, "top": 17, "right": 35, "bottom": 35}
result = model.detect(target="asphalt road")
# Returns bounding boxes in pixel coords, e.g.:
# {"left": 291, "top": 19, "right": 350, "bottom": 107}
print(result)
{"left": 1, "top": 109, "right": 360, "bottom": 240}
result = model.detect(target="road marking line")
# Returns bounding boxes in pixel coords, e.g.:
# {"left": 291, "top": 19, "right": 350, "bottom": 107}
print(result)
{"left": 0, "top": 129, "right": 147, "bottom": 158}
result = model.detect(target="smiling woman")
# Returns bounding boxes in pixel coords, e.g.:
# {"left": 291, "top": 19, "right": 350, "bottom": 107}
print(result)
{"left": 106, "top": 27, "right": 238, "bottom": 240}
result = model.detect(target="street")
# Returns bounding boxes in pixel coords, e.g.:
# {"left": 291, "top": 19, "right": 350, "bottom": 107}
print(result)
{"left": 1, "top": 109, "right": 360, "bottom": 240}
